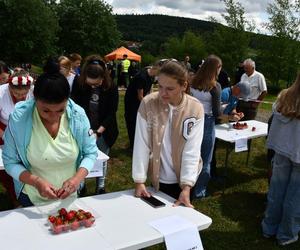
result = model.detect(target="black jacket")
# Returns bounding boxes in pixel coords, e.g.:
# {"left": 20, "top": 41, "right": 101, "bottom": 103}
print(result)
{"left": 71, "top": 80, "right": 119, "bottom": 148}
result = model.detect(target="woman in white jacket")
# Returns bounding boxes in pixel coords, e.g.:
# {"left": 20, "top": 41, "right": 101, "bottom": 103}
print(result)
{"left": 132, "top": 60, "right": 204, "bottom": 208}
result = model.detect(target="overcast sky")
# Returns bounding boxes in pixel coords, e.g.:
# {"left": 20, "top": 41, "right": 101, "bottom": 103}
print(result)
{"left": 106, "top": 0, "right": 274, "bottom": 34}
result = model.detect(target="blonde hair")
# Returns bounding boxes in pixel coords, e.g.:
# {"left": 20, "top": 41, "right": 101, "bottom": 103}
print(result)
{"left": 276, "top": 73, "right": 300, "bottom": 119}
{"left": 58, "top": 56, "right": 72, "bottom": 71}
{"left": 191, "top": 55, "right": 222, "bottom": 91}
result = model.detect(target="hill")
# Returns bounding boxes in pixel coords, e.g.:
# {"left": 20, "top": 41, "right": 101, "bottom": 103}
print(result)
{"left": 115, "top": 14, "right": 218, "bottom": 45}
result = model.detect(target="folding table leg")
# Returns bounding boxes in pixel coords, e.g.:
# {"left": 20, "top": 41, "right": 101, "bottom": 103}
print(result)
{"left": 246, "top": 139, "right": 252, "bottom": 167}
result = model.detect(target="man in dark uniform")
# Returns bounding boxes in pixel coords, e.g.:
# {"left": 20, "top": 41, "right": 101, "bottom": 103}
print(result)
{"left": 124, "top": 66, "right": 159, "bottom": 149}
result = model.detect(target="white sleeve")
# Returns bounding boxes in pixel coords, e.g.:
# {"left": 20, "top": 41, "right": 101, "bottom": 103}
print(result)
{"left": 180, "top": 116, "right": 204, "bottom": 187}
{"left": 259, "top": 73, "right": 267, "bottom": 92}
{"left": 132, "top": 112, "right": 150, "bottom": 183}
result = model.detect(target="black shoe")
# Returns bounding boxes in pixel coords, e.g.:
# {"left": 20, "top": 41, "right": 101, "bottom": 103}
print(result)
{"left": 96, "top": 188, "right": 106, "bottom": 195}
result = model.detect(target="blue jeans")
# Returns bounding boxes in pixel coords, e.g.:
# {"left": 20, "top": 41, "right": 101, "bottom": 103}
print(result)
{"left": 18, "top": 192, "right": 34, "bottom": 207}
{"left": 194, "top": 114, "right": 215, "bottom": 198}
{"left": 95, "top": 136, "right": 110, "bottom": 191}
{"left": 262, "top": 153, "right": 300, "bottom": 243}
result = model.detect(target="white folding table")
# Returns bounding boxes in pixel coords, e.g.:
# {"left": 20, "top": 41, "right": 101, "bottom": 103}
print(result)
{"left": 215, "top": 120, "right": 268, "bottom": 189}
{"left": 0, "top": 148, "right": 109, "bottom": 178}
{"left": 0, "top": 189, "right": 212, "bottom": 250}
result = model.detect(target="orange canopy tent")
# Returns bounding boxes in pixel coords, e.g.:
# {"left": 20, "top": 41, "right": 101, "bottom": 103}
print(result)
{"left": 104, "top": 46, "right": 141, "bottom": 62}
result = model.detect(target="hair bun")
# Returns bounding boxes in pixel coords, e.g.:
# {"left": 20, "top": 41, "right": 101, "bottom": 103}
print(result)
{"left": 43, "top": 57, "right": 60, "bottom": 74}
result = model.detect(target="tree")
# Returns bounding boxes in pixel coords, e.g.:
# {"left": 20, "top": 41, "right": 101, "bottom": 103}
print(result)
{"left": 207, "top": 0, "right": 252, "bottom": 76}
{"left": 261, "top": 0, "right": 300, "bottom": 87}
{"left": 0, "top": 0, "right": 59, "bottom": 64}
{"left": 163, "top": 31, "right": 206, "bottom": 68}
{"left": 56, "top": 0, "right": 121, "bottom": 57}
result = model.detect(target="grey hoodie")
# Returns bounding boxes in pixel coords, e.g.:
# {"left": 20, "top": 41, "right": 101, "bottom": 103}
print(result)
{"left": 267, "top": 110, "right": 300, "bottom": 164}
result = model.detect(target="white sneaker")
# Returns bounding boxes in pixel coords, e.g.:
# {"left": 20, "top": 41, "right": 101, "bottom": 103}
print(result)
{"left": 277, "top": 237, "right": 298, "bottom": 246}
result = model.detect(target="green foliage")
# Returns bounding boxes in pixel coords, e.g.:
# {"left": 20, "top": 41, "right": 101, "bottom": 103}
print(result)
{"left": 163, "top": 31, "right": 206, "bottom": 66}
{"left": 207, "top": 0, "right": 250, "bottom": 75}
{"left": 56, "top": 0, "right": 121, "bottom": 57}
{"left": 259, "top": 0, "right": 300, "bottom": 86}
{"left": 0, "top": 0, "right": 59, "bottom": 64}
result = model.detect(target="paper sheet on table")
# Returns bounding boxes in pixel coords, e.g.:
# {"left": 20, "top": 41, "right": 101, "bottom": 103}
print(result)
{"left": 235, "top": 138, "right": 248, "bottom": 152}
{"left": 149, "top": 215, "right": 203, "bottom": 250}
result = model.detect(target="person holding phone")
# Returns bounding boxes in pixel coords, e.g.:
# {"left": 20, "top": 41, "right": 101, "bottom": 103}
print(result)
{"left": 132, "top": 60, "right": 204, "bottom": 208}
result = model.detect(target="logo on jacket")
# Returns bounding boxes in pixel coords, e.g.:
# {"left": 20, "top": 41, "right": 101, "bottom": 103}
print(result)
{"left": 182, "top": 117, "right": 196, "bottom": 140}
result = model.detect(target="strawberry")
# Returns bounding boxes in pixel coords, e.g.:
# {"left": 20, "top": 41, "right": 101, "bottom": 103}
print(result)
{"left": 66, "top": 211, "right": 76, "bottom": 221}
{"left": 84, "top": 212, "right": 92, "bottom": 219}
{"left": 48, "top": 215, "right": 56, "bottom": 224}
{"left": 76, "top": 212, "right": 85, "bottom": 221}
{"left": 84, "top": 216, "right": 95, "bottom": 227}
{"left": 58, "top": 208, "right": 67, "bottom": 217}
{"left": 62, "top": 221, "right": 69, "bottom": 231}
{"left": 70, "top": 220, "right": 80, "bottom": 230}
{"left": 55, "top": 217, "right": 63, "bottom": 226}
{"left": 52, "top": 225, "right": 62, "bottom": 234}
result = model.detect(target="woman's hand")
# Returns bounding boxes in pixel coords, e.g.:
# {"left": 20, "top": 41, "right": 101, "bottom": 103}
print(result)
{"left": 173, "top": 185, "right": 194, "bottom": 208}
{"left": 134, "top": 183, "right": 151, "bottom": 197}
{"left": 57, "top": 176, "right": 81, "bottom": 199}
{"left": 34, "top": 177, "right": 58, "bottom": 199}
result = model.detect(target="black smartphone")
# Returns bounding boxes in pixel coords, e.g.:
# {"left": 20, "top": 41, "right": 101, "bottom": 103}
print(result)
{"left": 141, "top": 196, "right": 166, "bottom": 208}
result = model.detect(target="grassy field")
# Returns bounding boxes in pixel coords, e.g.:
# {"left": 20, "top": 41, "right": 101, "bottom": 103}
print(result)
{"left": 1, "top": 92, "right": 299, "bottom": 249}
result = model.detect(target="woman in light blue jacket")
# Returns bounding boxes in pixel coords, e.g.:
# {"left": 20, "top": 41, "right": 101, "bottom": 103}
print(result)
{"left": 2, "top": 64, "right": 98, "bottom": 207}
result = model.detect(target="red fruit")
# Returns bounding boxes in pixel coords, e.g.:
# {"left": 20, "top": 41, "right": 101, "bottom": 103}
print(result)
{"left": 84, "top": 212, "right": 92, "bottom": 219}
{"left": 58, "top": 208, "right": 67, "bottom": 217}
{"left": 252, "top": 126, "right": 256, "bottom": 131}
{"left": 52, "top": 225, "right": 62, "bottom": 234}
{"left": 48, "top": 215, "right": 56, "bottom": 224}
{"left": 70, "top": 220, "right": 80, "bottom": 230}
{"left": 76, "top": 213, "right": 85, "bottom": 221}
{"left": 66, "top": 211, "right": 76, "bottom": 221}
{"left": 243, "top": 122, "right": 247, "bottom": 126}
{"left": 62, "top": 221, "right": 69, "bottom": 231}
{"left": 55, "top": 217, "right": 63, "bottom": 226}
{"left": 84, "top": 216, "right": 95, "bottom": 227}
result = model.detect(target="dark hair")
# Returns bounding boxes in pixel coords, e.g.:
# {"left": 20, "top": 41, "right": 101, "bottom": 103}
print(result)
{"left": 69, "top": 53, "right": 82, "bottom": 62}
{"left": 159, "top": 60, "right": 188, "bottom": 86}
{"left": 43, "top": 57, "right": 60, "bottom": 74}
{"left": 34, "top": 72, "right": 70, "bottom": 104}
{"left": 79, "top": 55, "right": 112, "bottom": 90}
{"left": 0, "top": 60, "right": 9, "bottom": 74}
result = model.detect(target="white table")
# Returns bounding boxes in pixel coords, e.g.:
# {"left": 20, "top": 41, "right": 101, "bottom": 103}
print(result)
{"left": 215, "top": 120, "right": 268, "bottom": 143}
{"left": 0, "top": 149, "right": 109, "bottom": 177}
{"left": 0, "top": 189, "right": 212, "bottom": 250}
{"left": 215, "top": 120, "right": 268, "bottom": 189}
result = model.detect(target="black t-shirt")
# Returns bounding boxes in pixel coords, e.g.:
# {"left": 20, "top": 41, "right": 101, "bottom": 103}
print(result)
{"left": 125, "top": 68, "right": 153, "bottom": 109}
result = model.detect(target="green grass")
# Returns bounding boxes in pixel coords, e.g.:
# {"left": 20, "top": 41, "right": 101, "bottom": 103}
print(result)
{"left": 1, "top": 92, "right": 299, "bottom": 249}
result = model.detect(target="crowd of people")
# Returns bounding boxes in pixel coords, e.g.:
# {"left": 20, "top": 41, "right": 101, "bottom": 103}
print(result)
{"left": 1, "top": 51, "right": 300, "bottom": 246}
